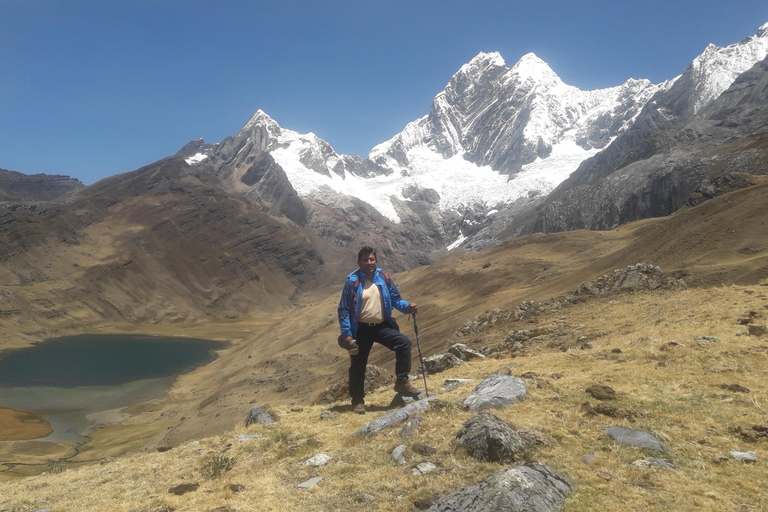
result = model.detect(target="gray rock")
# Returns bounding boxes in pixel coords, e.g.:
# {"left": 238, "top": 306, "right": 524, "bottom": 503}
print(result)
{"left": 426, "top": 462, "right": 573, "bottom": 512}
{"left": 352, "top": 398, "right": 436, "bottom": 436}
{"left": 582, "top": 454, "right": 597, "bottom": 465}
{"left": 413, "top": 462, "right": 437, "bottom": 476}
{"left": 604, "top": 426, "right": 669, "bottom": 453}
{"left": 399, "top": 415, "right": 422, "bottom": 439}
{"left": 390, "top": 390, "right": 426, "bottom": 407}
{"left": 748, "top": 324, "right": 767, "bottom": 337}
{"left": 392, "top": 445, "right": 407, "bottom": 465}
{"left": 646, "top": 457, "right": 675, "bottom": 469}
{"left": 245, "top": 405, "right": 274, "bottom": 426}
{"left": 304, "top": 454, "right": 332, "bottom": 466}
{"left": 234, "top": 434, "right": 265, "bottom": 442}
{"left": 455, "top": 412, "right": 529, "bottom": 463}
{"left": 320, "top": 410, "right": 338, "bottom": 420}
{"left": 448, "top": 343, "right": 487, "bottom": 361}
{"left": 441, "top": 378, "right": 473, "bottom": 392}
{"left": 697, "top": 336, "right": 720, "bottom": 343}
{"left": 424, "top": 353, "right": 463, "bottom": 374}
{"left": 463, "top": 374, "right": 527, "bottom": 411}
{"left": 297, "top": 476, "right": 323, "bottom": 489}
{"left": 730, "top": 450, "right": 757, "bottom": 463}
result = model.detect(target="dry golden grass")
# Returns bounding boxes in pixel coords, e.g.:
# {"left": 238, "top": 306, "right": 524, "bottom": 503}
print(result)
{"left": 1, "top": 283, "right": 766, "bottom": 511}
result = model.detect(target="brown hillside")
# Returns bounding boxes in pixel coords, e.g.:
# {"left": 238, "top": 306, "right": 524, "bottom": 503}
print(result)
{"left": 0, "top": 175, "right": 766, "bottom": 481}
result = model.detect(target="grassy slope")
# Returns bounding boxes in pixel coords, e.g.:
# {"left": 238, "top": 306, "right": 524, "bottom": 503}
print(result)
{"left": 0, "top": 181, "right": 767, "bottom": 510}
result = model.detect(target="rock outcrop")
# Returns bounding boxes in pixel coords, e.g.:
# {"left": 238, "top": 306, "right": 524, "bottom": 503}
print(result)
{"left": 426, "top": 462, "right": 574, "bottom": 512}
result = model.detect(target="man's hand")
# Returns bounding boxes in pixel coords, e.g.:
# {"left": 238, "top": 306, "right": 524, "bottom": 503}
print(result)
{"left": 408, "top": 303, "right": 418, "bottom": 315}
{"left": 338, "top": 335, "right": 354, "bottom": 349}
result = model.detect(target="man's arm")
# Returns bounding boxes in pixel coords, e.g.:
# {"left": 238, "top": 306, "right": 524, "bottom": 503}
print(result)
{"left": 338, "top": 279, "right": 355, "bottom": 337}
{"left": 387, "top": 278, "right": 417, "bottom": 315}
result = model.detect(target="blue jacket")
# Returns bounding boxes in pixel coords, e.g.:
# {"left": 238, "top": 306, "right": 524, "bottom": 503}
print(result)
{"left": 338, "top": 268, "right": 410, "bottom": 338}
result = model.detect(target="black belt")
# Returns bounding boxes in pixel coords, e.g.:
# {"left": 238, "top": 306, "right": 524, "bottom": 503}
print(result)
{"left": 360, "top": 321, "right": 385, "bottom": 327}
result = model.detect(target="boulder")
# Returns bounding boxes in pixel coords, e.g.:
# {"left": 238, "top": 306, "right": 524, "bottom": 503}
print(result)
{"left": 426, "top": 462, "right": 573, "bottom": 512}
{"left": 463, "top": 374, "right": 527, "bottom": 411}
{"left": 424, "top": 353, "right": 463, "bottom": 374}
{"left": 455, "top": 412, "right": 529, "bottom": 463}
{"left": 604, "top": 426, "right": 669, "bottom": 452}
{"left": 448, "top": 343, "right": 487, "bottom": 361}
{"left": 245, "top": 405, "right": 274, "bottom": 426}
{"left": 352, "top": 398, "right": 436, "bottom": 436}
{"left": 748, "top": 324, "right": 767, "bottom": 337}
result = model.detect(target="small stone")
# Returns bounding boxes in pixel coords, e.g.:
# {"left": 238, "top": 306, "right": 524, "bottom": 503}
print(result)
{"left": 748, "top": 324, "right": 767, "bottom": 337}
{"left": 304, "top": 454, "right": 332, "bottom": 467}
{"left": 392, "top": 445, "right": 407, "bottom": 465}
{"left": 713, "top": 455, "right": 730, "bottom": 464}
{"left": 646, "top": 457, "right": 675, "bottom": 469}
{"left": 412, "top": 462, "right": 437, "bottom": 476}
{"left": 604, "top": 426, "right": 669, "bottom": 452}
{"left": 320, "top": 410, "right": 338, "bottom": 420}
{"left": 399, "top": 415, "right": 422, "bottom": 439}
{"left": 611, "top": 348, "right": 623, "bottom": 354}
{"left": 235, "top": 434, "right": 264, "bottom": 442}
{"left": 412, "top": 444, "right": 436, "bottom": 455}
{"left": 707, "top": 366, "right": 734, "bottom": 373}
{"left": 168, "top": 483, "right": 200, "bottom": 495}
{"left": 440, "top": 378, "right": 473, "bottom": 392}
{"left": 697, "top": 336, "right": 720, "bottom": 343}
{"left": 720, "top": 384, "right": 750, "bottom": 393}
{"left": 586, "top": 384, "right": 616, "bottom": 400}
{"left": 730, "top": 450, "right": 757, "bottom": 463}
{"left": 583, "top": 454, "right": 597, "bottom": 465}
{"left": 631, "top": 459, "right": 651, "bottom": 468}
{"left": 228, "top": 484, "right": 245, "bottom": 493}
{"left": 297, "top": 477, "right": 323, "bottom": 489}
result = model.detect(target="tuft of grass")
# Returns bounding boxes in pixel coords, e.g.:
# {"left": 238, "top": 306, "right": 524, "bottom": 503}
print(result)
{"left": 199, "top": 453, "right": 236, "bottom": 479}
{"left": 46, "top": 463, "right": 65, "bottom": 474}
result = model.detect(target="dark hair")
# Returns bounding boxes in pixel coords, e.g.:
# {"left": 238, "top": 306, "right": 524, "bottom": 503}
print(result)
{"left": 357, "top": 246, "right": 377, "bottom": 262}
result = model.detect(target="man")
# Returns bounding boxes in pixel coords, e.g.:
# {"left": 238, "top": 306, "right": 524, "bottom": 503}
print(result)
{"left": 338, "top": 246, "right": 419, "bottom": 414}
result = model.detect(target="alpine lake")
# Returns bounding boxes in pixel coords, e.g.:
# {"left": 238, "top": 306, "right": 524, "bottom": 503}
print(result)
{"left": 0, "top": 334, "right": 225, "bottom": 445}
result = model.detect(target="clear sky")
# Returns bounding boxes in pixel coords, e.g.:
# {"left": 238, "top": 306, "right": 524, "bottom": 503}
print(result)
{"left": 2, "top": 0, "right": 768, "bottom": 185}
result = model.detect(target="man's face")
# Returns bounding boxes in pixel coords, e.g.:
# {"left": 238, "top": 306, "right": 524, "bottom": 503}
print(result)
{"left": 358, "top": 252, "right": 377, "bottom": 277}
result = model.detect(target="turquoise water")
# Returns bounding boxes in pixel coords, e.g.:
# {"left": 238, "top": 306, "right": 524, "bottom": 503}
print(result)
{"left": 0, "top": 334, "right": 225, "bottom": 441}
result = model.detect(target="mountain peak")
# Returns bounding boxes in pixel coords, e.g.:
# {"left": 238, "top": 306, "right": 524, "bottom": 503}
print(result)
{"left": 242, "top": 109, "right": 280, "bottom": 132}
{"left": 510, "top": 52, "right": 558, "bottom": 80}
{"left": 467, "top": 51, "right": 506, "bottom": 68}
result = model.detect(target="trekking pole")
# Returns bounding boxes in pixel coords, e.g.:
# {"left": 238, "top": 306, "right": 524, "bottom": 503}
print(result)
{"left": 412, "top": 312, "right": 429, "bottom": 398}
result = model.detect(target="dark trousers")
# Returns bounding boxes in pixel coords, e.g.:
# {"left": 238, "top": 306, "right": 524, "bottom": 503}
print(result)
{"left": 349, "top": 322, "right": 412, "bottom": 405}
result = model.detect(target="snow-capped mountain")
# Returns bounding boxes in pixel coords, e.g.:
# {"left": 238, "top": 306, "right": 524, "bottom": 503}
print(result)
{"left": 527, "top": 21, "right": 768, "bottom": 235}
{"left": 179, "top": 21, "right": 768, "bottom": 252}
{"left": 183, "top": 52, "right": 665, "bottom": 225}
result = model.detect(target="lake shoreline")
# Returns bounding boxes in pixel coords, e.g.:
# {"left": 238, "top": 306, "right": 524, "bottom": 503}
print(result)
{"left": 0, "top": 408, "right": 53, "bottom": 440}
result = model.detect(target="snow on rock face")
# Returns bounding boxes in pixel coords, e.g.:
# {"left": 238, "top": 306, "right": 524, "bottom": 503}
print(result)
{"left": 688, "top": 24, "right": 768, "bottom": 114}
{"left": 182, "top": 22, "right": 768, "bottom": 238}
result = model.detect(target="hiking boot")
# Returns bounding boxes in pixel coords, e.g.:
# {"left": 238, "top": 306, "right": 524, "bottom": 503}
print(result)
{"left": 393, "top": 379, "right": 420, "bottom": 395}
{"left": 353, "top": 403, "right": 366, "bottom": 414}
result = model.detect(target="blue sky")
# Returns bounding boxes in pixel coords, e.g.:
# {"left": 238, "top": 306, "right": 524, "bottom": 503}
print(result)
{"left": 2, "top": 1, "right": 768, "bottom": 185}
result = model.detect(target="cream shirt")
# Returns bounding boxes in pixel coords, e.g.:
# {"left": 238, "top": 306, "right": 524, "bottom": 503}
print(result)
{"left": 358, "top": 280, "right": 384, "bottom": 324}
